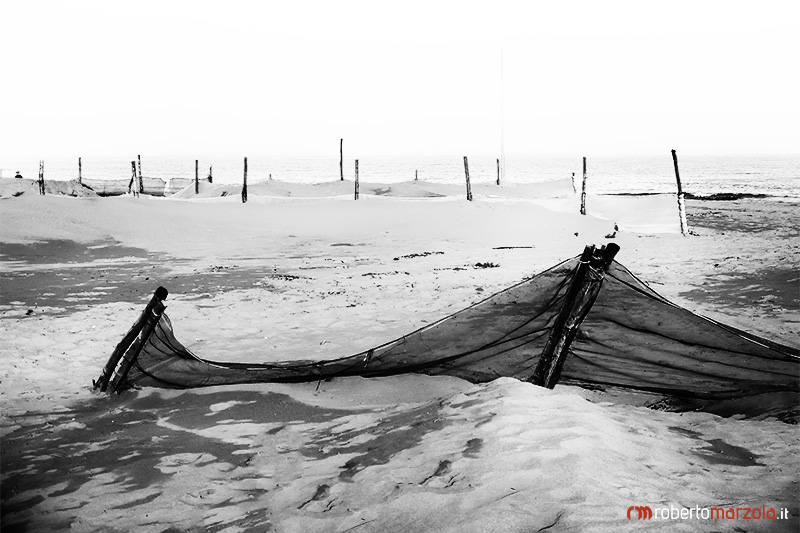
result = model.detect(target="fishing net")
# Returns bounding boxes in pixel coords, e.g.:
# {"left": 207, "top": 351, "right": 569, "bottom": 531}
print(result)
{"left": 115, "top": 256, "right": 798, "bottom": 412}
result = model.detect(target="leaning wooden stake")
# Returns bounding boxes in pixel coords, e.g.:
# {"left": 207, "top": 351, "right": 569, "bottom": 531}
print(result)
{"left": 242, "top": 157, "right": 248, "bottom": 203}
{"left": 463, "top": 156, "right": 473, "bottom": 201}
{"left": 340, "top": 139, "right": 344, "bottom": 181}
{"left": 93, "top": 287, "right": 169, "bottom": 393}
{"left": 37, "top": 160, "right": 45, "bottom": 195}
{"left": 354, "top": 159, "right": 359, "bottom": 200}
{"left": 78, "top": 157, "right": 82, "bottom": 184}
{"left": 671, "top": 149, "right": 689, "bottom": 236}
{"left": 137, "top": 154, "right": 144, "bottom": 194}
{"left": 195, "top": 159, "right": 199, "bottom": 194}
{"left": 529, "top": 243, "right": 620, "bottom": 389}
{"left": 580, "top": 157, "right": 587, "bottom": 215}
{"left": 129, "top": 161, "right": 137, "bottom": 195}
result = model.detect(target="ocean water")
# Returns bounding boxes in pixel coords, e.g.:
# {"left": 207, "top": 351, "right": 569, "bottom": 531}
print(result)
{"left": 2, "top": 154, "right": 798, "bottom": 200}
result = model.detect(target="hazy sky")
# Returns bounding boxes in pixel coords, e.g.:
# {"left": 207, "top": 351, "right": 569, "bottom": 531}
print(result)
{"left": 2, "top": 0, "right": 798, "bottom": 158}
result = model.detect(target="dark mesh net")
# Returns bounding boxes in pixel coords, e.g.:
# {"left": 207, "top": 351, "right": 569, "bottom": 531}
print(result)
{"left": 119, "top": 257, "right": 798, "bottom": 415}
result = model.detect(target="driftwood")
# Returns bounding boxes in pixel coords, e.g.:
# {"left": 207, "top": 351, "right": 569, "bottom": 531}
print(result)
{"left": 529, "top": 243, "right": 620, "bottom": 388}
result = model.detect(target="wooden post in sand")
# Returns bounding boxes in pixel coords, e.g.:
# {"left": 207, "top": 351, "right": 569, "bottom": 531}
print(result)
{"left": 129, "top": 162, "right": 139, "bottom": 197}
{"left": 463, "top": 156, "right": 473, "bottom": 201}
{"left": 195, "top": 160, "right": 199, "bottom": 194}
{"left": 208, "top": 165, "right": 213, "bottom": 183}
{"left": 580, "top": 157, "right": 587, "bottom": 215}
{"left": 137, "top": 155, "right": 144, "bottom": 194}
{"left": 496, "top": 158, "right": 501, "bottom": 185}
{"left": 242, "top": 157, "right": 248, "bottom": 203}
{"left": 340, "top": 139, "right": 344, "bottom": 181}
{"left": 415, "top": 170, "right": 418, "bottom": 181}
{"left": 671, "top": 149, "right": 689, "bottom": 236}
{"left": 78, "top": 157, "right": 82, "bottom": 184}
{"left": 530, "top": 243, "right": 620, "bottom": 389}
{"left": 354, "top": 159, "right": 359, "bottom": 200}
{"left": 38, "top": 160, "right": 45, "bottom": 195}
{"left": 128, "top": 162, "right": 135, "bottom": 194}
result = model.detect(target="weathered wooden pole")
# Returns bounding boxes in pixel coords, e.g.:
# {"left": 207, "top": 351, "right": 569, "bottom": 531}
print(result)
{"left": 671, "top": 149, "right": 689, "bottom": 236}
{"left": 93, "top": 286, "right": 169, "bottom": 393}
{"left": 340, "top": 139, "right": 344, "bottom": 181}
{"left": 242, "top": 157, "right": 248, "bottom": 203}
{"left": 195, "top": 160, "right": 199, "bottom": 194}
{"left": 415, "top": 169, "right": 418, "bottom": 181}
{"left": 496, "top": 158, "right": 500, "bottom": 185}
{"left": 529, "top": 243, "right": 620, "bottom": 389}
{"left": 78, "top": 157, "right": 82, "bottom": 184}
{"left": 137, "top": 154, "right": 144, "bottom": 194}
{"left": 208, "top": 165, "right": 213, "bottom": 183}
{"left": 354, "top": 159, "right": 359, "bottom": 200}
{"left": 580, "top": 157, "right": 587, "bottom": 215}
{"left": 463, "top": 156, "right": 473, "bottom": 201}
{"left": 38, "top": 160, "right": 45, "bottom": 195}
{"left": 129, "top": 161, "right": 137, "bottom": 195}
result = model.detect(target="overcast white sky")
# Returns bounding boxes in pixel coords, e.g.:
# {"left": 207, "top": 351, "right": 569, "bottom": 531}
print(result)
{"left": 2, "top": 0, "right": 798, "bottom": 158}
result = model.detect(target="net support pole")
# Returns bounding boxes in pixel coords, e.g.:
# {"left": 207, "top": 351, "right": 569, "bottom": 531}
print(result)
{"left": 529, "top": 243, "right": 620, "bottom": 389}
{"left": 137, "top": 154, "right": 144, "bottom": 194}
{"left": 580, "top": 157, "right": 587, "bottom": 215}
{"left": 354, "top": 159, "right": 359, "bottom": 200}
{"left": 464, "top": 156, "right": 473, "bottom": 201}
{"left": 128, "top": 161, "right": 136, "bottom": 194}
{"left": 94, "top": 287, "right": 169, "bottom": 392}
{"left": 242, "top": 156, "right": 248, "bottom": 203}
{"left": 38, "top": 160, "right": 45, "bottom": 195}
{"left": 671, "top": 149, "right": 689, "bottom": 236}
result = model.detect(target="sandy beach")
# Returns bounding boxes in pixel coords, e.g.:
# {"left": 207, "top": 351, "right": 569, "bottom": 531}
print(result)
{"left": 1, "top": 180, "right": 798, "bottom": 532}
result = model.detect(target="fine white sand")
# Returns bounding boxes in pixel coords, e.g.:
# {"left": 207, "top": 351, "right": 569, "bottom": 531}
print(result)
{"left": 1, "top": 180, "right": 798, "bottom": 532}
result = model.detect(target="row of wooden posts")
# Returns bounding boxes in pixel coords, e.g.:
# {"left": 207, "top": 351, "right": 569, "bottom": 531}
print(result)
{"left": 34, "top": 147, "right": 691, "bottom": 236}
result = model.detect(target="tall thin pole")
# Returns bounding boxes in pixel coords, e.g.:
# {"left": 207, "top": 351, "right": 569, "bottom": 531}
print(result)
{"left": 78, "top": 157, "right": 82, "bottom": 185}
{"left": 671, "top": 149, "right": 689, "bottom": 236}
{"left": 500, "top": 49, "right": 505, "bottom": 184}
{"left": 242, "top": 157, "right": 248, "bottom": 203}
{"left": 137, "top": 154, "right": 144, "bottom": 194}
{"left": 463, "top": 156, "right": 473, "bottom": 201}
{"left": 496, "top": 158, "right": 500, "bottom": 186}
{"left": 195, "top": 160, "right": 199, "bottom": 194}
{"left": 208, "top": 165, "right": 213, "bottom": 183}
{"left": 354, "top": 159, "right": 359, "bottom": 200}
{"left": 580, "top": 157, "right": 587, "bottom": 215}
{"left": 340, "top": 139, "right": 344, "bottom": 181}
